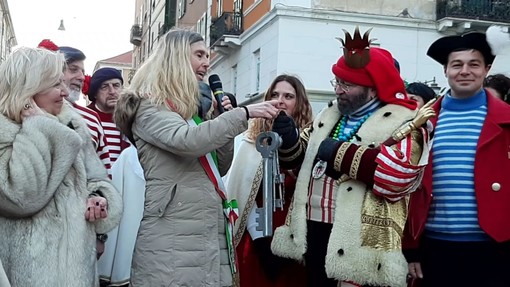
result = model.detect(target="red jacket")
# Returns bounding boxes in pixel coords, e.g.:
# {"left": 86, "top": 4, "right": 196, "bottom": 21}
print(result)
{"left": 404, "top": 92, "right": 510, "bottom": 248}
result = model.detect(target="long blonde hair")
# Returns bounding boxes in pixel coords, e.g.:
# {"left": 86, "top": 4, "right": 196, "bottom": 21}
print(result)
{"left": 0, "top": 47, "right": 65, "bottom": 123}
{"left": 128, "top": 28, "right": 203, "bottom": 120}
{"left": 246, "top": 74, "right": 313, "bottom": 140}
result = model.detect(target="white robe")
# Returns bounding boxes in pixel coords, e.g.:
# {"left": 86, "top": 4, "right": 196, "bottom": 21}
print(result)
{"left": 98, "top": 146, "right": 145, "bottom": 285}
{"left": 0, "top": 259, "right": 10, "bottom": 287}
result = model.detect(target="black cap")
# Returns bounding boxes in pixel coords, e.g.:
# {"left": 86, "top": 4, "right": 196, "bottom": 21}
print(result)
{"left": 406, "top": 82, "right": 436, "bottom": 103}
{"left": 427, "top": 32, "right": 495, "bottom": 66}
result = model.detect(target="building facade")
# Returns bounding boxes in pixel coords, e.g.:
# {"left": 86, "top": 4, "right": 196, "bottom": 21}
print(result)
{"left": 129, "top": 0, "right": 510, "bottom": 112}
{"left": 208, "top": 0, "right": 510, "bottom": 112}
{"left": 0, "top": 0, "right": 17, "bottom": 63}
{"left": 131, "top": 0, "right": 209, "bottom": 69}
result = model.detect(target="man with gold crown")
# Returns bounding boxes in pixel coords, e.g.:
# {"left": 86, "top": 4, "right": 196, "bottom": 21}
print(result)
{"left": 270, "top": 27, "right": 434, "bottom": 287}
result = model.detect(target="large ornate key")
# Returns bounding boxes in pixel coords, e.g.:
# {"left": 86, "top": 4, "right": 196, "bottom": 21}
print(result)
{"left": 255, "top": 131, "right": 283, "bottom": 237}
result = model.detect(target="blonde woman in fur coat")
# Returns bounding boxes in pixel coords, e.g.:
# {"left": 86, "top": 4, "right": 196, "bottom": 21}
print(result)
{"left": 0, "top": 47, "right": 123, "bottom": 286}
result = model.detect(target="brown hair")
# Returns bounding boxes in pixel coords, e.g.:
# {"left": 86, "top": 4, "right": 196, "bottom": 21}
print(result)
{"left": 246, "top": 74, "right": 313, "bottom": 140}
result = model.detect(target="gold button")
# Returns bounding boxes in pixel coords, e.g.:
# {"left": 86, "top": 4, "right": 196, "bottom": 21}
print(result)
{"left": 492, "top": 183, "right": 501, "bottom": 192}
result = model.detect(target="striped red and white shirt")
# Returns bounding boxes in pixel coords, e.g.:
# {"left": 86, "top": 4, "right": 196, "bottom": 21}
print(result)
{"left": 88, "top": 104, "right": 131, "bottom": 166}
{"left": 72, "top": 103, "right": 112, "bottom": 174}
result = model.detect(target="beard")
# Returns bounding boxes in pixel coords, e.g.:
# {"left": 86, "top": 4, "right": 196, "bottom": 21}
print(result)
{"left": 66, "top": 89, "right": 81, "bottom": 103}
{"left": 337, "top": 87, "right": 371, "bottom": 115}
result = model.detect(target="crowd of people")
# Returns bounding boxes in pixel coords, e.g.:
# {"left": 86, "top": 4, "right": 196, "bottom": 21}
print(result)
{"left": 0, "top": 24, "right": 509, "bottom": 287}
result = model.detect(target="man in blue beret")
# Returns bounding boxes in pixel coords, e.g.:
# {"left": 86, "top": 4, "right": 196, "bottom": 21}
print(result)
{"left": 86, "top": 67, "right": 130, "bottom": 164}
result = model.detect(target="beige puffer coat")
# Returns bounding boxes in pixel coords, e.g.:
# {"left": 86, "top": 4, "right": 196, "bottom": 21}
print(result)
{"left": 116, "top": 94, "right": 248, "bottom": 287}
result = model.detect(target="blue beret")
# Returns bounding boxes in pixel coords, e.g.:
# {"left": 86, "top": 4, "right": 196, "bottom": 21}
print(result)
{"left": 88, "top": 67, "right": 124, "bottom": 102}
{"left": 58, "top": 46, "right": 86, "bottom": 63}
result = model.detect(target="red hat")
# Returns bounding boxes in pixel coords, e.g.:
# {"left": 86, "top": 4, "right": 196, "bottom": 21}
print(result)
{"left": 37, "top": 39, "right": 59, "bottom": 51}
{"left": 332, "top": 28, "right": 416, "bottom": 110}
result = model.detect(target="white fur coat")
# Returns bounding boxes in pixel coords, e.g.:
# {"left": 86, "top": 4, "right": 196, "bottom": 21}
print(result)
{"left": 0, "top": 103, "right": 123, "bottom": 287}
{"left": 271, "top": 102, "right": 416, "bottom": 287}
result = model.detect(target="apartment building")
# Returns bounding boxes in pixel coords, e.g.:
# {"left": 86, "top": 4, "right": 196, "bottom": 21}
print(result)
{"left": 209, "top": 0, "right": 510, "bottom": 110}
{"left": 130, "top": 0, "right": 510, "bottom": 110}
{"left": 0, "top": 0, "right": 17, "bottom": 63}
{"left": 131, "top": 0, "right": 209, "bottom": 69}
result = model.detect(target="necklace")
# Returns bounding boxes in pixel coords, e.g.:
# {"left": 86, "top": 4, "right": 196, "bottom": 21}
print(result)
{"left": 332, "top": 113, "right": 372, "bottom": 141}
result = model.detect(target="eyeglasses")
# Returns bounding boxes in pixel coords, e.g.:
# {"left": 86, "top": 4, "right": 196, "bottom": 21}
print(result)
{"left": 330, "top": 79, "right": 356, "bottom": 92}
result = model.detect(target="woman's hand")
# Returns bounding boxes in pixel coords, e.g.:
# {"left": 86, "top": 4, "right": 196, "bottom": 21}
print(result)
{"left": 20, "top": 99, "right": 45, "bottom": 120}
{"left": 246, "top": 100, "right": 279, "bottom": 119}
{"left": 85, "top": 196, "right": 108, "bottom": 222}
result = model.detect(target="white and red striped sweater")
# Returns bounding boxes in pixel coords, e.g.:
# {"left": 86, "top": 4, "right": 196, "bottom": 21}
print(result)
{"left": 72, "top": 103, "right": 112, "bottom": 174}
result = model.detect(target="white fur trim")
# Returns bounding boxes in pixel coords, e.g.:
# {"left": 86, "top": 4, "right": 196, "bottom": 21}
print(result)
{"left": 486, "top": 25, "right": 510, "bottom": 55}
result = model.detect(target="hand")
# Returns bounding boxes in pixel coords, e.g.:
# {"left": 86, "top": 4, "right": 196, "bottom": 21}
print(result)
{"left": 20, "top": 99, "right": 45, "bottom": 120}
{"left": 272, "top": 111, "right": 298, "bottom": 149}
{"left": 412, "top": 97, "right": 436, "bottom": 128}
{"left": 220, "top": 95, "right": 233, "bottom": 111}
{"left": 317, "top": 138, "right": 342, "bottom": 162}
{"left": 408, "top": 262, "right": 423, "bottom": 279}
{"left": 85, "top": 196, "right": 108, "bottom": 222}
{"left": 246, "top": 100, "right": 279, "bottom": 119}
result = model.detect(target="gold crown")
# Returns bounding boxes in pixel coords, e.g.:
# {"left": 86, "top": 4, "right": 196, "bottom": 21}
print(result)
{"left": 336, "top": 27, "right": 375, "bottom": 69}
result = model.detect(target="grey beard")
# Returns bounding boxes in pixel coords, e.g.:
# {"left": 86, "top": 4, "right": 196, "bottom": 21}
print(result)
{"left": 66, "top": 90, "right": 81, "bottom": 103}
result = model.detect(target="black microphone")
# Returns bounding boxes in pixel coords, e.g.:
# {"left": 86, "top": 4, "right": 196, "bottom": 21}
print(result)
{"left": 208, "top": 74, "right": 225, "bottom": 114}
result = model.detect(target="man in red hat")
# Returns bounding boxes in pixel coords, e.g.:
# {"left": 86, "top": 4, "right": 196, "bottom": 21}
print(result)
{"left": 404, "top": 31, "right": 510, "bottom": 287}
{"left": 270, "top": 28, "right": 432, "bottom": 287}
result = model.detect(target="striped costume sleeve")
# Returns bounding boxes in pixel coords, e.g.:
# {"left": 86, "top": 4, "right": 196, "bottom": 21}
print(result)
{"left": 329, "top": 126, "right": 430, "bottom": 201}
{"left": 373, "top": 127, "right": 428, "bottom": 201}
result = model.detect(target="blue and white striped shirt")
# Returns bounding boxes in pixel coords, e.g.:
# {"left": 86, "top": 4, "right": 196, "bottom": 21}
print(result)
{"left": 342, "top": 98, "right": 382, "bottom": 136}
{"left": 425, "top": 90, "right": 491, "bottom": 241}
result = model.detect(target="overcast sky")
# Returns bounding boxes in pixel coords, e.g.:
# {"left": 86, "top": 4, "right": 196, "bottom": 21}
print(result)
{"left": 8, "top": 0, "right": 135, "bottom": 74}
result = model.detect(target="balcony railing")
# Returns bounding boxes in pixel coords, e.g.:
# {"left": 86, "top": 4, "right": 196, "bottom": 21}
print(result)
{"left": 210, "top": 12, "right": 243, "bottom": 46}
{"left": 130, "top": 24, "right": 142, "bottom": 46}
{"left": 437, "top": 0, "right": 510, "bottom": 23}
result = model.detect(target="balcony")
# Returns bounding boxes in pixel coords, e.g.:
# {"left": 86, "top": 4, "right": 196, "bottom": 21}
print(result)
{"left": 130, "top": 24, "right": 142, "bottom": 46}
{"left": 436, "top": 0, "right": 510, "bottom": 32}
{"left": 210, "top": 12, "right": 243, "bottom": 51}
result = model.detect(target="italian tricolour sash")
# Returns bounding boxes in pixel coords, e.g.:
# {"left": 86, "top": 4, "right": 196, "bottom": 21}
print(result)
{"left": 189, "top": 114, "right": 239, "bottom": 275}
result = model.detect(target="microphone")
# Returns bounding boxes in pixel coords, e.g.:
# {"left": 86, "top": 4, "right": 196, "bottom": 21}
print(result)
{"left": 208, "top": 74, "right": 225, "bottom": 114}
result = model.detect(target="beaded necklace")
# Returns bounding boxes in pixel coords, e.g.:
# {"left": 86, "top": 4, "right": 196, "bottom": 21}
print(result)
{"left": 332, "top": 113, "right": 372, "bottom": 141}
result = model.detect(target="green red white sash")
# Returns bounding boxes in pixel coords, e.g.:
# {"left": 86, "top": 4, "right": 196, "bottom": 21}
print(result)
{"left": 189, "top": 115, "right": 239, "bottom": 275}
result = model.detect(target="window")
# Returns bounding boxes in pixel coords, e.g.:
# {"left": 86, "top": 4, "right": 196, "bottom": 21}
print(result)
{"left": 178, "top": 0, "right": 187, "bottom": 18}
{"left": 197, "top": 12, "right": 208, "bottom": 40}
{"left": 253, "top": 49, "right": 261, "bottom": 93}
{"left": 217, "top": 0, "right": 224, "bottom": 18}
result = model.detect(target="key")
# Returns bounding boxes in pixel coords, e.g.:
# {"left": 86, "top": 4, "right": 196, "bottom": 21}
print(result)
{"left": 255, "top": 131, "right": 280, "bottom": 237}
{"left": 273, "top": 149, "right": 285, "bottom": 210}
